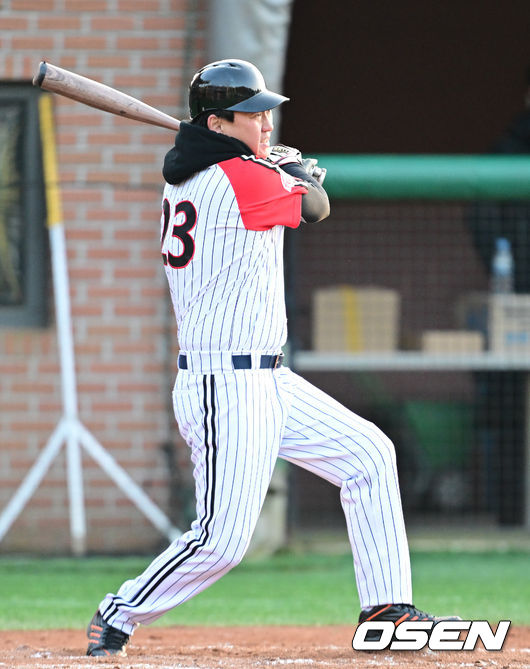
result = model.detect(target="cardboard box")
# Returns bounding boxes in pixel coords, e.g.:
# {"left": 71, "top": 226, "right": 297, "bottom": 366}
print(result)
{"left": 312, "top": 285, "right": 400, "bottom": 352}
{"left": 490, "top": 295, "right": 530, "bottom": 352}
{"left": 457, "top": 293, "right": 530, "bottom": 353}
{"left": 420, "top": 330, "right": 484, "bottom": 354}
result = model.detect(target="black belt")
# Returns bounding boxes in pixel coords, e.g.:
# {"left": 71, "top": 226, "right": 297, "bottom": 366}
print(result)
{"left": 178, "top": 353, "right": 283, "bottom": 370}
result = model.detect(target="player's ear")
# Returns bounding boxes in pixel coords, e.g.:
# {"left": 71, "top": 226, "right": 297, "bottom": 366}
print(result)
{"left": 207, "top": 114, "right": 223, "bottom": 133}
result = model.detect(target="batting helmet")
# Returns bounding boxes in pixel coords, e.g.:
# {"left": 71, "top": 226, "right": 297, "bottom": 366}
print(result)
{"left": 189, "top": 59, "right": 289, "bottom": 120}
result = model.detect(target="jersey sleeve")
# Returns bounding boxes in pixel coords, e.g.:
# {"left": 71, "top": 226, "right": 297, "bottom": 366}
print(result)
{"left": 219, "top": 156, "right": 308, "bottom": 231}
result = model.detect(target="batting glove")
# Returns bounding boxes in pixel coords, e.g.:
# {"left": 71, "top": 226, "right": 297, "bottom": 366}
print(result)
{"left": 268, "top": 144, "right": 303, "bottom": 166}
{"left": 269, "top": 145, "right": 327, "bottom": 185}
{"left": 302, "top": 158, "right": 327, "bottom": 185}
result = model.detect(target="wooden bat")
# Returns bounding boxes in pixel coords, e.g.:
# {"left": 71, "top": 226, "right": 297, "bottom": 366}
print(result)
{"left": 33, "top": 61, "right": 180, "bottom": 131}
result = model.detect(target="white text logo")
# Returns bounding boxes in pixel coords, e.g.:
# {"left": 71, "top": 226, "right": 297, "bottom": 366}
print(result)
{"left": 352, "top": 620, "right": 511, "bottom": 651}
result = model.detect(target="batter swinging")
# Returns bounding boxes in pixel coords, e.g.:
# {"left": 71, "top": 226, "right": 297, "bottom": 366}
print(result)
{"left": 86, "top": 59, "right": 457, "bottom": 657}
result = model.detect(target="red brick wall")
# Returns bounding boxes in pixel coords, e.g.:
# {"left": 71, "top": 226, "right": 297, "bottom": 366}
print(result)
{"left": 0, "top": 0, "right": 207, "bottom": 553}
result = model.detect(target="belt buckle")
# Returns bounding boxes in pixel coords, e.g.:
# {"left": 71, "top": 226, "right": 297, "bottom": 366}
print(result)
{"left": 273, "top": 354, "right": 283, "bottom": 369}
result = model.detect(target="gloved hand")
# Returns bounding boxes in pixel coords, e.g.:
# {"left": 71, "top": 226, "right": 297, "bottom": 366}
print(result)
{"left": 302, "top": 158, "right": 327, "bottom": 185}
{"left": 269, "top": 145, "right": 327, "bottom": 185}
{"left": 268, "top": 144, "right": 303, "bottom": 166}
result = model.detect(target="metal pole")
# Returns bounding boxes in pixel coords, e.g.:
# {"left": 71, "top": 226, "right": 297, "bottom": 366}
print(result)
{"left": 0, "top": 94, "right": 181, "bottom": 553}
{"left": 48, "top": 219, "right": 87, "bottom": 554}
{"left": 40, "top": 95, "right": 87, "bottom": 555}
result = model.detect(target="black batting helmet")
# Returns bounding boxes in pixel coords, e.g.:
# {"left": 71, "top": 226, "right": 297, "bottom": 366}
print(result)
{"left": 189, "top": 59, "right": 289, "bottom": 120}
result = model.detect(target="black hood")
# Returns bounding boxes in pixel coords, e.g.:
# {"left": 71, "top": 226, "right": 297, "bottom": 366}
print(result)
{"left": 163, "top": 121, "right": 253, "bottom": 184}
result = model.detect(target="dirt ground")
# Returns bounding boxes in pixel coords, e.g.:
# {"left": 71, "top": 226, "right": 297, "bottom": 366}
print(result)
{"left": 0, "top": 625, "right": 528, "bottom": 669}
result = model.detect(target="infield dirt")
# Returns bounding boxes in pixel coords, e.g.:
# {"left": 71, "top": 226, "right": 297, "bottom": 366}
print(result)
{"left": 0, "top": 625, "right": 528, "bottom": 668}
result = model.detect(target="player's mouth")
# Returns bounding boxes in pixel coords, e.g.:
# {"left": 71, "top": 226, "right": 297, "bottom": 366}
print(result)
{"left": 259, "top": 137, "right": 270, "bottom": 158}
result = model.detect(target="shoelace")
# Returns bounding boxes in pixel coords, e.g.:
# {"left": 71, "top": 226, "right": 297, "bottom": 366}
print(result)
{"left": 362, "top": 603, "right": 435, "bottom": 624}
{"left": 393, "top": 605, "right": 433, "bottom": 625}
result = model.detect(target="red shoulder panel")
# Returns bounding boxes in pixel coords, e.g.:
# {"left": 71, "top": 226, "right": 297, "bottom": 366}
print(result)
{"left": 219, "top": 156, "right": 307, "bottom": 231}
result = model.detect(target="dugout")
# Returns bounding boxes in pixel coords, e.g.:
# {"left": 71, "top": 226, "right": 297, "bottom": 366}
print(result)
{"left": 277, "top": 0, "right": 530, "bottom": 534}
{"left": 285, "top": 157, "right": 530, "bottom": 531}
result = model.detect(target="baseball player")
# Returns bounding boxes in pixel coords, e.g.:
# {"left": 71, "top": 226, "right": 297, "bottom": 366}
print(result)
{"left": 86, "top": 59, "right": 458, "bottom": 657}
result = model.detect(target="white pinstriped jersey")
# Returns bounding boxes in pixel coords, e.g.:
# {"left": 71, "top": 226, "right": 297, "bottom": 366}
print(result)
{"left": 160, "top": 156, "right": 307, "bottom": 352}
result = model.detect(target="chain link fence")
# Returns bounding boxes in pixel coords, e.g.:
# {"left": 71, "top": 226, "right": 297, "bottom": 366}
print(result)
{"left": 287, "top": 157, "right": 530, "bottom": 530}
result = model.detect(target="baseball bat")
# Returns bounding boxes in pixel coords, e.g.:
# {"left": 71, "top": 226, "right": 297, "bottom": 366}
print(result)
{"left": 33, "top": 61, "right": 180, "bottom": 132}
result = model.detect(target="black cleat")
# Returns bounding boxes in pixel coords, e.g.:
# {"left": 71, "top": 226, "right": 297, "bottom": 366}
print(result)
{"left": 357, "top": 603, "right": 461, "bottom": 642}
{"left": 86, "top": 609, "right": 129, "bottom": 657}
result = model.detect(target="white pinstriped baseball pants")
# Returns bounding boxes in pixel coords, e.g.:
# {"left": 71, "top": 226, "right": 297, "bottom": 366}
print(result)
{"left": 100, "top": 364, "right": 412, "bottom": 634}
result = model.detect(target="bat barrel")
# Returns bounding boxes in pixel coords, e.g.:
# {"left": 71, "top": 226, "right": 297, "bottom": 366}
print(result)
{"left": 33, "top": 61, "right": 48, "bottom": 87}
{"left": 31, "top": 60, "right": 180, "bottom": 132}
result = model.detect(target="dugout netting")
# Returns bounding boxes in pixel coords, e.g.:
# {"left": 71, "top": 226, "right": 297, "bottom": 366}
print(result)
{"left": 286, "top": 156, "right": 530, "bottom": 531}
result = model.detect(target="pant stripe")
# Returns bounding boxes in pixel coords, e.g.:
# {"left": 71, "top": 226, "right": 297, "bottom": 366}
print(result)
{"left": 103, "top": 375, "right": 217, "bottom": 621}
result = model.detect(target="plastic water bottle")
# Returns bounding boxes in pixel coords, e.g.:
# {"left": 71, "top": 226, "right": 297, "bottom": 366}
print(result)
{"left": 491, "top": 237, "right": 514, "bottom": 294}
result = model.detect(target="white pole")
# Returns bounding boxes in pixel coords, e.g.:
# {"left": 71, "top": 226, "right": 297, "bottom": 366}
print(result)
{"left": 48, "top": 221, "right": 86, "bottom": 555}
{"left": 41, "top": 97, "right": 87, "bottom": 555}
{"left": 0, "top": 94, "right": 181, "bottom": 553}
{"left": 49, "top": 224, "right": 79, "bottom": 421}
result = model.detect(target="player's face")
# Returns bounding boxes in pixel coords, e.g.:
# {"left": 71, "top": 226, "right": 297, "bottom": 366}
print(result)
{"left": 214, "top": 110, "right": 274, "bottom": 158}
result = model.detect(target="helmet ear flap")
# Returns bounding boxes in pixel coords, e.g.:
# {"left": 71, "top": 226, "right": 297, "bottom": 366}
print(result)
{"left": 189, "top": 59, "right": 288, "bottom": 120}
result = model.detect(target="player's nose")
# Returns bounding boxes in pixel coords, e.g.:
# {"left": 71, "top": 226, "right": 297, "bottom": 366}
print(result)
{"left": 262, "top": 109, "right": 274, "bottom": 132}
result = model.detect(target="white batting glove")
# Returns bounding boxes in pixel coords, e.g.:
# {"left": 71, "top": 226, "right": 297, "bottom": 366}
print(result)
{"left": 302, "top": 158, "right": 327, "bottom": 185}
{"left": 268, "top": 144, "right": 303, "bottom": 166}
{"left": 269, "top": 145, "right": 327, "bottom": 185}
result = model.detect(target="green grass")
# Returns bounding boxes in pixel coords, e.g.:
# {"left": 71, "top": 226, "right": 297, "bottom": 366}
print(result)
{"left": 0, "top": 551, "right": 528, "bottom": 630}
